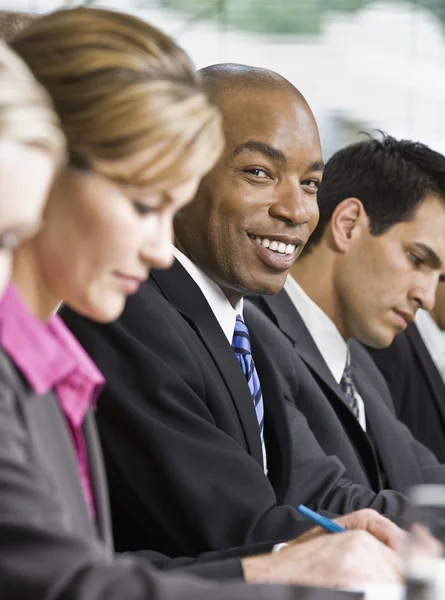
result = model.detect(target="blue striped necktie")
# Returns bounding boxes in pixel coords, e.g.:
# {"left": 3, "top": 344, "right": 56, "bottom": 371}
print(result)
{"left": 231, "top": 315, "right": 265, "bottom": 445}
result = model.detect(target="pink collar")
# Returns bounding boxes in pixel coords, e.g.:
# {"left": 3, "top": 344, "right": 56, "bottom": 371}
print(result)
{"left": 0, "top": 283, "right": 104, "bottom": 425}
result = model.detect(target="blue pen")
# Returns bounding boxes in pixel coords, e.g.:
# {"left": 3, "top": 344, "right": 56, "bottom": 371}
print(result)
{"left": 297, "top": 504, "right": 346, "bottom": 533}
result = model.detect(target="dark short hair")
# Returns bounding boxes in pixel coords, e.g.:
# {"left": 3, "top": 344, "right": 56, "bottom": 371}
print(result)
{"left": 305, "top": 134, "right": 445, "bottom": 252}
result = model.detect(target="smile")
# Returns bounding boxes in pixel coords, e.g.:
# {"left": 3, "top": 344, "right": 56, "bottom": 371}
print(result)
{"left": 251, "top": 235, "right": 296, "bottom": 255}
{"left": 248, "top": 234, "right": 300, "bottom": 271}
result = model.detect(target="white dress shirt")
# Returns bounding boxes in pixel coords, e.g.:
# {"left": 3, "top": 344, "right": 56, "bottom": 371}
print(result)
{"left": 284, "top": 275, "right": 367, "bottom": 430}
{"left": 173, "top": 247, "right": 268, "bottom": 473}
{"left": 415, "top": 309, "right": 445, "bottom": 383}
{"left": 173, "top": 247, "right": 243, "bottom": 342}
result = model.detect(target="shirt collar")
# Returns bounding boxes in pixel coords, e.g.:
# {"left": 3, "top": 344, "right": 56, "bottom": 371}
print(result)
{"left": 415, "top": 309, "right": 445, "bottom": 368}
{"left": 284, "top": 275, "right": 348, "bottom": 383}
{"left": 173, "top": 247, "right": 243, "bottom": 343}
{"left": 0, "top": 283, "right": 104, "bottom": 405}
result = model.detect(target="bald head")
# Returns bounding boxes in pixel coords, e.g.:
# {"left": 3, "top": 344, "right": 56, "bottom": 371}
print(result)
{"left": 198, "top": 63, "right": 306, "bottom": 107}
{"left": 175, "top": 62, "right": 323, "bottom": 303}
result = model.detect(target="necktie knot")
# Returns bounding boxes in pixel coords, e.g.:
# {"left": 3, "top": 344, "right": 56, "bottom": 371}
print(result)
{"left": 232, "top": 315, "right": 251, "bottom": 355}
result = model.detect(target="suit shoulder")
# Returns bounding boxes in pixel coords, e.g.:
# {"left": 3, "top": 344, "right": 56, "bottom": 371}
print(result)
{"left": 0, "top": 349, "right": 28, "bottom": 399}
{"left": 245, "top": 299, "right": 288, "bottom": 342}
{"left": 365, "top": 327, "right": 413, "bottom": 373}
{"left": 351, "top": 339, "right": 394, "bottom": 382}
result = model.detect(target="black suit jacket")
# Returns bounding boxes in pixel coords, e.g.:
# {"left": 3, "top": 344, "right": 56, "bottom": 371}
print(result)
{"left": 0, "top": 326, "right": 360, "bottom": 600}
{"left": 61, "top": 258, "right": 433, "bottom": 556}
{"left": 61, "top": 260, "right": 318, "bottom": 559}
{"left": 62, "top": 260, "right": 410, "bottom": 559}
{"left": 367, "top": 322, "right": 445, "bottom": 463}
{"left": 250, "top": 290, "right": 445, "bottom": 514}
{"left": 1, "top": 344, "right": 329, "bottom": 600}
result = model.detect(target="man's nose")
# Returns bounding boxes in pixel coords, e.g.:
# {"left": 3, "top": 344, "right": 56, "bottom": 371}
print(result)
{"left": 413, "top": 277, "right": 439, "bottom": 312}
{"left": 269, "top": 181, "right": 318, "bottom": 227}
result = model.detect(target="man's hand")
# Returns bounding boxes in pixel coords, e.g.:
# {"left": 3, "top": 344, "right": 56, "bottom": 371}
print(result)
{"left": 242, "top": 529, "right": 402, "bottom": 587}
{"left": 291, "top": 508, "right": 407, "bottom": 551}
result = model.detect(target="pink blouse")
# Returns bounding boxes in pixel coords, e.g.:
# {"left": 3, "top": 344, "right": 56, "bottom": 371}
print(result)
{"left": 0, "top": 283, "right": 104, "bottom": 518}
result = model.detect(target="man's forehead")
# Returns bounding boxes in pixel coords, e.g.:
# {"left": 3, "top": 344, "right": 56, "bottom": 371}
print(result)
{"left": 383, "top": 196, "right": 445, "bottom": 264}
{"left": 220, "top": 84, "right": 305, "bottom": 118}
{"left": 223, "top": 107, "right": 320, "bottom": 163}
{"left": 407, "top": 194, "right": 445, "bottom": 229}
{"left": 223, "top": 94, "right": 315, "bottom": 139}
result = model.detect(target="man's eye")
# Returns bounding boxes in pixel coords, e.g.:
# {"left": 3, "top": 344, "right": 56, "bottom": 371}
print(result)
{"left": 302, "top": 179, "right": 321, "bottom": 192}
{"left": 133, "top": 201, "right": 156, "bottom": 216}
{"left": 244, "top": 168, "right": 270, "bottom": 179}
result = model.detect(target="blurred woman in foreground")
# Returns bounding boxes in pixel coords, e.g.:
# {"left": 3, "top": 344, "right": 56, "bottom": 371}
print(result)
{"left": 0, "top": 8, "right": 238, "bottom": 600}
{"left": 0, "top": 39, "right": 63, "bottom": 297}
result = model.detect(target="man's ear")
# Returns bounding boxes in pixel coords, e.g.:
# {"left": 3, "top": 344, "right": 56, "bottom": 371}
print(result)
{"left": 329, "top": 197, "right": 367, "bottom": 252}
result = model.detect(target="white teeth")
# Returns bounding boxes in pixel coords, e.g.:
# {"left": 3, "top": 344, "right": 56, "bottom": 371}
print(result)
{"left": 252, "top": 235, "right": 297, "bottom": 255}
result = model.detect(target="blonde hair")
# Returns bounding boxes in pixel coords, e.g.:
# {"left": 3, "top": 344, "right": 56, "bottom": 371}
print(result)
{"left": 0, "top": 40, "right": 64, "bottom": 157}
{"left": 11, "top": 7, "right": 223, "bottom": 188}
{"left": 0, "top": 10, "right": 36, "bottom": 42}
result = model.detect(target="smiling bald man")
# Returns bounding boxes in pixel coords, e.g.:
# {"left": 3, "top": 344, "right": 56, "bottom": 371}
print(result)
{"left": 61, "top": 64, "right": 405, "bottom": 571}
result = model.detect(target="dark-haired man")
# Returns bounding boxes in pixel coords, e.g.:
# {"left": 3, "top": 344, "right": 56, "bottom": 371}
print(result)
{"left": 368, "top": 282, "right": 445, "bottom": 463}
{"left": 251, "top": 134, "right": 445, "bottom": 498}
{"left": 61, "top": 65, "right": 406, "bottom": 572}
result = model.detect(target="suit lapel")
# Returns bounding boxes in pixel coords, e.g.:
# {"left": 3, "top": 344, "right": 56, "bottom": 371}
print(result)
{"left": 261, "top": 292, "right": 355, "bottom": 404}
{"left": 151, "top": 261, "right": 264, "bottom": 468}
{"left": 408, "top": 323, "right": 445, "bottom": 429}
{"left": 259, "top": 292, "right": 382, "bottom": 489}
{"left": 27, "top": 392, "right": 96, "bottom": 538}
{"left": 83, "top": 412, "right": 114, "bottom": 553}
{"left": 352, "top": 348, "right": 423, "bottom": 491}
{"left": 248, "top": 324, "right": 292, "bottom": 497}
{"left": 260, "top": 292, "right": 344, "bottom": 397}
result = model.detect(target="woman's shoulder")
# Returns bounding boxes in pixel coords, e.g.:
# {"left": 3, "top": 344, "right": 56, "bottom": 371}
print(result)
{"left": 0, "top": 347, "right": 32, "bottom": 400}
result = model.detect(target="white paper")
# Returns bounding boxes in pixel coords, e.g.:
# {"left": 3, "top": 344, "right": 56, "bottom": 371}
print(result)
{"left": 343, "top": 584, "right": 405, "bottom": 600}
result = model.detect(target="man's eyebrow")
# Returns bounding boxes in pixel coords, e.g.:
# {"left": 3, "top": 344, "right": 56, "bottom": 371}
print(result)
{"left": 310, "top": 160, "right": 325, "bottom": 173}
{"left": 232, "top": 140, "right": 287, "bottom": 163}
{"left": 232, "top": 141, "right": 325, "bottom": 174}
{"left": 413, "top": 242, "right": 443, "bottom": 270}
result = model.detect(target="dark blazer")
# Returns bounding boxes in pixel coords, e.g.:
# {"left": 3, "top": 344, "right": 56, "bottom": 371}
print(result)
{"left": 367, "top": 322, "right": 445, "bottom": 463}
{"left": 61, "top": 260, "right": 313, "bottom": 558}
{"left": 61, "top": 260, "right": 408, "bottom": 560}
{"left": 0, "top": 344, "right": 361, "bottom": 600}
{"left": 250, "top": 290, "right": 445, "bottom": 511}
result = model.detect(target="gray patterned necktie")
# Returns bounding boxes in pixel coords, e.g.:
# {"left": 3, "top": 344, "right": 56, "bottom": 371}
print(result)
{"left": 340, "top": 363, "right": 360, "bottom": 419}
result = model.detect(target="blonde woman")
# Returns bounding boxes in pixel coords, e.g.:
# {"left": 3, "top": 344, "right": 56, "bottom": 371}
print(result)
{"left": 0, "top": 40, "right": 63, "bottom": 297}
{"left": 0, "top": 7, "right": 352, "bottom": 600}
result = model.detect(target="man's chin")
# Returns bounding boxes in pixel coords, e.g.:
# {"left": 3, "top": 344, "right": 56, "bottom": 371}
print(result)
{"left": 362, "top": 329, "right": 395, "bottom": 350}
{"left": 245, "top": 276, "right": 287, "bottom": 297}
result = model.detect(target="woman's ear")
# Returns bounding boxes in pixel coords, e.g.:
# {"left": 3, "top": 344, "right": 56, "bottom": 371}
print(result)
{"left": 329, "top": 197, "right": 366, "bottom": 253}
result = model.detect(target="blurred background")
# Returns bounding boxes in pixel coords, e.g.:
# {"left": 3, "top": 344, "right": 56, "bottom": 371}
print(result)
{"left": 3, "top": 0, "right": 444, "bottom": 158}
